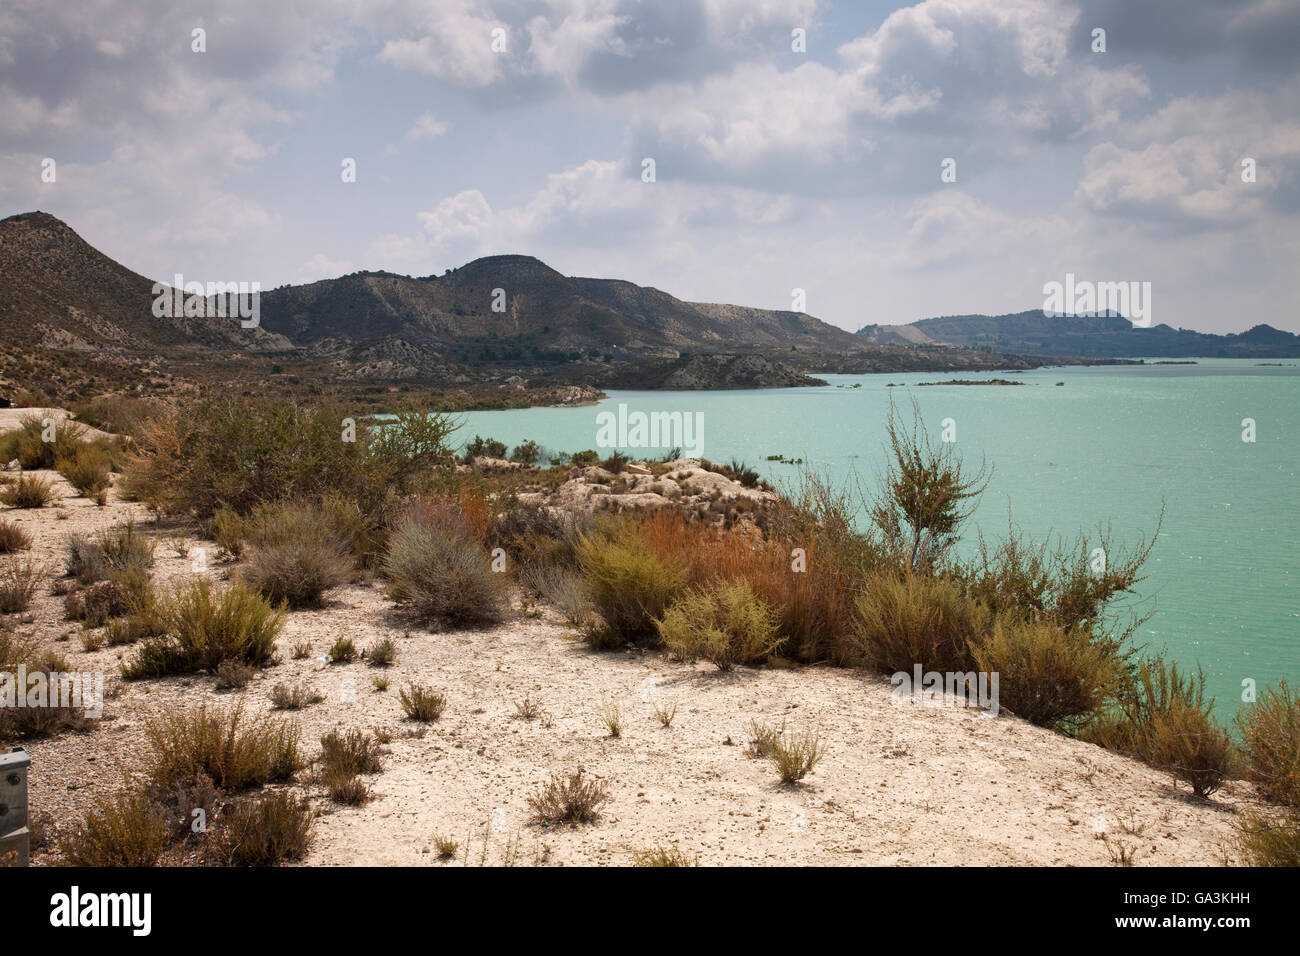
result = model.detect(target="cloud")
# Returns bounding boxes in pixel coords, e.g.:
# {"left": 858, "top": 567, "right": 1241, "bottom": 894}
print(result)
{"left": 405, "top": 112, "right": 450, "bottom": 140}
{"left": 1077, "top": 82, "right": 1300, "bottom": 228}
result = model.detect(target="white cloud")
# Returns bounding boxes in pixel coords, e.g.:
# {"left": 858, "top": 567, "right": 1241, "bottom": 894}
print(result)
{"left": 405, "top": 112, "right": 450, "bottom": 140}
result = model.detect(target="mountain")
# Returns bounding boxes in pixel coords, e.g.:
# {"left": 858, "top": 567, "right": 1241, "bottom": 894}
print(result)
{"left": 857, "top": 310, "right": 1300, "bottom": 358}
{"left": 0, "top": 211, "right": 1117, "bottom": 407}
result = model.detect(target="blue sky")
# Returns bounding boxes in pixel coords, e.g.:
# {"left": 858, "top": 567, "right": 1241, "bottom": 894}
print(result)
{"left": 2, "top": 0, "right": 1298, "bottom": 333}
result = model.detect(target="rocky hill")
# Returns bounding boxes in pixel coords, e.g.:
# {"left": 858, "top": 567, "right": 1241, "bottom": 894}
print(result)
{"left": 858, "top": 310, "right": 1300, "bottom": 358}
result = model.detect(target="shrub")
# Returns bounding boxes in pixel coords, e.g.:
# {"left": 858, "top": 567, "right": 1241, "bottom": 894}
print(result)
{"left": 970, "top": 616, "right": 1124, "bottom": 730}
{"left": 1236, "top": 680, "right": 1300, "bottom": 807}
{"left": 65, "top": 534, "right": 107, "bottom": 583}
{"left": 56, "top": 444, "right": 111, "bottom": 498}
{"left": 203, "top": 790, "right": 315, "bottom": 866}
{"left": 269, "top": 682, "right": 324, "bottom": 710}
{"left": 509, "top": 440, "right": 541, "bottom": 465}
{"left": 325, "top": 772, "right": 370, "bottom": 805}
{"left": 0, "top": 629, "right": 93, "bottom": 742}
{"left": 319, "top": 727, "right": 383, "bottom": 777}
{"left": 766, "top": 726, "right": 825, "bottom": 783}
{"left": 367, "top": 637, "right": 396, "bottom": 666}
{"left": 1237, "top": 810, "right": 1300, "bottom": 866}
{"left": 520, "top": 562, "right": 591, "bottom": 626}
{"left": 58, "top": 785, "right": 170, "bottom": 866}
{"left": 121, "top": 396, "right": 456, "bottom": 520}
{"left": 144, "top": 702, "right": 302, "bottom": 792}
{"left": 209, "top": 506, "right": 245, "bottom": 558}
{"left": 571, "top": 449, "right": 600, "bottom": 466}
{"left": 0, "top": 555, "right": 43, "bottom": 613}
{"left": 0, "top": 473, "right": 55, "bottom": 508}
{"left": 657, "top": 580, "right": 782, "bottom": 671}
{"left": 328, "top": 636, "right": 356, "bottom": 662}
{"left": 96, "top": 518, "right": 156, "bottom": 573}
{"left": 632, "top": 844, "right": 698, "bottom": 866}
{"left": 215, "top": 659, "right": 253, "bottom": 690}
{"left": 399, "top": 683, "right": 446, "bottom": 721}
{"left": 0, "top": 518, "right": 32, "bottom": 553}
{"left": 576, "top": 525, "right": 685, "bottom": 649}
{"left": 527, "top": 769, "right": 611, "bottom": 825}
{"left": 598, "top": 695, "right": 624, "bottom": 737}
{"left": 464, "top": 435, "right": 507, "bottom": 460}
{"left": 1085, "top": 656, "right": 1232, "bottom": 798}
{"left": 382, "top": 499, "right": 507, "bottom": 629}
{"left": 240, "top": 500, "right": 352, "bottom": 608}
{"left": 0, "top": 414, "right": 84, "bottom": 469}
{"left": 853, "top": 572, "right": 987, "bottom": 674}
{"left": 64, "top": 568, "right": 149, "bottom": 626}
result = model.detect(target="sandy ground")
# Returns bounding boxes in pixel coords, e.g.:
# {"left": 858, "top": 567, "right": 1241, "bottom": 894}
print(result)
{"left": 0, "top": 407, "right": 115, "bottom": 444}
{"left": 5, "top": 470, "right": 1261, "bottom": 866}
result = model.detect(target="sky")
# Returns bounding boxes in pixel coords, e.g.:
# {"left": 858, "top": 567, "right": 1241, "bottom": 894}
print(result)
{"left": 2, "top": 0, "right": 1298, "bottom": 334}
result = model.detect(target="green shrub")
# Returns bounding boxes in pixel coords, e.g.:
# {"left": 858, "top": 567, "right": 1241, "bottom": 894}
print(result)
{"left": 121, "top": 396, "right": 456, "bottom": 520}
{"left": 1085, "top": 656, "right": 1232, "bottom": 797}
{"left": 209, "top": 506, "right": 245, "bottom": 558}
{"left": 0, "top": 473, "right": 56, "bottom": 508}
{"left": 56, "top": 443, "right": 111, "bottom": 498}
{"left": 576, "top": 528, "right": 685, "bottom": 649}
{"left": 970, "top": 616, "right": 1123, "bottom": 731}
{"left": 853, "top": 572, "right": 987, "bottom": 674}
{"left": 144, "top": 702, "right": 302, "bottom": 792}
{"left": 657, "top": 580, "right": 782, "bottom": 670}
{"left": 0, "top": 414, "right": 85, "bottom": 469}
{"left": 96, "top": 518, "right": 155, "bottom": 573}
{"left": 328, "top": 636, "right": 356, "bottom": 662}
{"left": 1236, "top": 680, "right": 1300, "bottom": 807}
{"left": 1237, "top": 810, "right": 1300, "bottom": 866}
{"left": 367, "top": 637, "right": 396, "bottom": 666}
{"left": 382, "top": 500, "right": 506, "bottom": 629}
{"left": 240, "top": 500, "right": 352, "bottom": 608}
{"left": 203, "top": 790, "right": 315, "bottom": 866}
{"left": 58, "top": 784, "right": 170, "bottom": 866}
{"left": 122, "top": 579, "right": 285, "bottom": 678}
{"left": 464, "top": 435, "right": 507, "bottom": 460}
{"left": 399, "top": 683, "right": 446, "bottom": 721}
{"left": 509, "top": 440, "right": 541, "bottom": 465}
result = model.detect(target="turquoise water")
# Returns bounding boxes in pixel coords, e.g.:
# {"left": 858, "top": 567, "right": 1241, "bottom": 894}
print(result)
{"left": 451, "top": 359, "right": 1299, "bottom": 715}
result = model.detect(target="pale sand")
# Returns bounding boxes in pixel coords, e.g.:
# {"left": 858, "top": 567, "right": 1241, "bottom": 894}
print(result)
{"left": 0, "top": 407, "right": 115, "bottom": 444}
{"left": 7, "top": 470, "right": 1260, "bottom": 866}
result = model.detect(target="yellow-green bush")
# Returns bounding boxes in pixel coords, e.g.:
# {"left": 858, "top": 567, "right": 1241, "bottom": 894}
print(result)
{"left": 576, "top": 525, "right": 686, "bottom": 649}
{"left": 657, "top": 580, "right": 782, "bottom": 670}
{"left": 1235, "top": 680, "right": 1300, "bottom": 807}
{"left": 971, "top": 616, "right": 1124, "bottom": 731}
{"left": 853, "top": 572, "right": 988, "bottom": 674}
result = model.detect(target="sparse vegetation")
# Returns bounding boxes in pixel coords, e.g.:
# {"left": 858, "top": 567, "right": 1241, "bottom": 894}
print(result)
{"left": 399, "top": 683, "right": 446, "bottom": 721}
{"left": 657, "top": 580, "right": 782, "bottom": 670}
{"left": 0, "top": 473, "right": 55, "bottom": 508}
{"left": 528, "top": 769, "right": 611, "bottom": 825}
{"left": 0, "top": 518, "right": 31, "bottom": 553}
{"left": 382, "top": 496, "right": 507, "bottom": 629}
{"left": 144, "top": 702, "right": 302, "bottom": 793}
{"left": 122, "top": 579, "right": 285, "bottom": 679}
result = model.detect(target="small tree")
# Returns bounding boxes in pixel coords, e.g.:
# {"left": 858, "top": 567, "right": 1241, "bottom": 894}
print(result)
{"left": 871, "top": 398, "right": 989, "bottom": 572}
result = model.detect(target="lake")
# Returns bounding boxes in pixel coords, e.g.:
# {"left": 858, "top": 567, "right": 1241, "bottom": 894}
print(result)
{"left": 452, "top": 358, "right": 1299, "bottom": 716}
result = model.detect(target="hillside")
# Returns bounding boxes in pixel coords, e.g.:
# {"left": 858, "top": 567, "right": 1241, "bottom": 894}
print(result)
{"left": 858, "top": 310, "right": 1300, "bottom": 358}
{"left": 1, "top": 211, "right": 1114, "bottom": 407}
